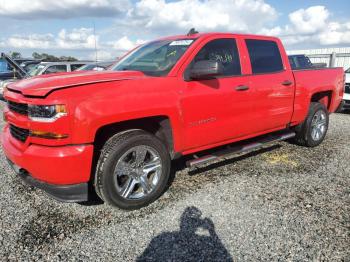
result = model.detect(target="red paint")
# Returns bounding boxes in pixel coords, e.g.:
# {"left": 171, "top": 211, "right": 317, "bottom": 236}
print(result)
{"left": 1, "top": 33, "right": 344, "bottom": 185}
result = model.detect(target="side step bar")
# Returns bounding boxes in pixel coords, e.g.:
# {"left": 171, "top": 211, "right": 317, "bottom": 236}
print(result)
{"left": 186, "top": 130, "right": 296, "bottom": 168}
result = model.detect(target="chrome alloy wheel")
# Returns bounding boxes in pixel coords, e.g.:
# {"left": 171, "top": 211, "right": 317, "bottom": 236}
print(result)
{"left": 311, "top": 110, "right": 327, "bottom": 141}
{"left": 114, "top": 145, "right": 162, "bottom": 200}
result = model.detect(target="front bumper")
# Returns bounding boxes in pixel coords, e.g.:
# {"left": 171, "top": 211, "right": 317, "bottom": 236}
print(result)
{"left": 7, "top": 158, "right": 88, "bottom": 202}
{"left": 1, "top": 125, "right": 94, "bottom": 202}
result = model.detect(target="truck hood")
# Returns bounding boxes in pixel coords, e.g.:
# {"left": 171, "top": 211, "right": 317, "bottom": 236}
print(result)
{"left": 7, "top": 70, "right": 146, "bottom": 97}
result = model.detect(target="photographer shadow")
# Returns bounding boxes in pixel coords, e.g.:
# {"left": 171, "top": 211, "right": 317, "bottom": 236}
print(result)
{"left": 137, "top": 206, "right": 233, "bottom": 261}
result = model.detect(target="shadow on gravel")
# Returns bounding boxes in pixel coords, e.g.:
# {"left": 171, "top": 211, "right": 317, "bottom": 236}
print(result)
{"left": 137, "top": 206, "right": 233, "bottom": 262}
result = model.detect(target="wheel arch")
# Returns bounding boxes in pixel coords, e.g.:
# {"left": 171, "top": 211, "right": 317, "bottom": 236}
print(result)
{"left": 93, "top": 116, "right": 176, "bottom": 159}
{"left": 310, "top": 90, "right": 333, "bottom": 111}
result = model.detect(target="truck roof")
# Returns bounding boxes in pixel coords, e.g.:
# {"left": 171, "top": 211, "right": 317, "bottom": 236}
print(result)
{"left": 157, "top": 32, "right": 280, "bottom": 41}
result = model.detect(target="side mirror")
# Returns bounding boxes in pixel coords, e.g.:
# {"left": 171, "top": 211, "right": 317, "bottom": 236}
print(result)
{"left": 189, "top": 60, "right": 223, "bottom": 80}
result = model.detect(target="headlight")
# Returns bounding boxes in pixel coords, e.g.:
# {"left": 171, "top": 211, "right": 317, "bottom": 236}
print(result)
{"left": 28, "top": 104, "right": 67, "bottom": 122}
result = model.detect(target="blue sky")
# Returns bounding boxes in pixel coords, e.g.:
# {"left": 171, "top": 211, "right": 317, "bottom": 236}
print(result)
{"left": 0, "top": 0, "right": 349, "bottom": 60}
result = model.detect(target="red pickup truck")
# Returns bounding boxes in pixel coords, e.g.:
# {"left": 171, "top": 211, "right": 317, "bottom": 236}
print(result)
{"left": 1, "top": 33, "right": 344, "bottom": 210}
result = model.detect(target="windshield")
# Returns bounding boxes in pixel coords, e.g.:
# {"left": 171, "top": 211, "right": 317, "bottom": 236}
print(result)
{"left": 28, "top": 64, "right": 45, "bottom": 77}
{"left": 346, "top": 68, "right": 350, "bottom": 73}
{"left": 111, "top": 39, "right": 195, "bottom": 76}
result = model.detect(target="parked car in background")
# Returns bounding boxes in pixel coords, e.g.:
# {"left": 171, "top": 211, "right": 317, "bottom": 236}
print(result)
{"left": 27, "top": 61, "right": 89, "bottom": 76}
{"left": 1, "top": 32, "right": 344, "bottom": 210}
{"left": 0, "top": 57, "right": 23, "bottom": 81}
{"left": 0, "top": 54, "right": 28, "bottom": 98}
{"left": 0, "top": 54, "right": 89, "bottom": 99}
{"left": 77, "top": 61, "right": 115, "bottom": 71}
{"left": 342, "top": 67, "right": 350, "bottom": 110}
{"left": 19, "top": 60, "right": 41, "bottom": 72}
{"left": 288, "top": 55, "right": 314, "bottom": 70}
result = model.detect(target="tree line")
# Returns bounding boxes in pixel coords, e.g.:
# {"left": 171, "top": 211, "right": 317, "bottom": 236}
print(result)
{"left": 9, "top": 51, "right": 78, "bottom": 62}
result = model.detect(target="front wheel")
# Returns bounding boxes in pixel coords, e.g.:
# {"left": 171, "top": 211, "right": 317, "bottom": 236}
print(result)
{"left": 94, "top": 130, "right": 171, "bottom": 210}
{"left": 292, "top": 102, "right": 329, "bottom": 147}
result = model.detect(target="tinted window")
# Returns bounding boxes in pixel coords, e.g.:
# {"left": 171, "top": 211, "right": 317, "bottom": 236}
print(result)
{"left": 44, "top": 65, "right": 67, "bottom": 74}
{"left": 297, "top": 56, "right": 312, "bottom": 69}
{"left": 189, "top": 39, "right": 241, "bottom": 76}
{"left": 288, "top": 57, "right": 296, "bottom": 70}
{"left": 246, "top": 39, "right": 283, "bottom": 74}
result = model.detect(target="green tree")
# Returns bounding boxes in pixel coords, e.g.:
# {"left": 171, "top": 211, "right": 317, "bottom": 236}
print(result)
{"left": 32, "top": 52, "right": 78, "bottom": 62}
{"left": 10, "top": 51, "right": 22, "bottom": 59}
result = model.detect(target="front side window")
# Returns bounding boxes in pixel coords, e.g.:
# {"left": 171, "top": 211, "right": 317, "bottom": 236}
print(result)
{"left": 246, "top": 39, "right": 283, "bottom": 74}
{"left": 188, "top": 38, "right": 241, "bottom": 76}
{"left": 112, "top": 39, "right": 196, "bottom": 77}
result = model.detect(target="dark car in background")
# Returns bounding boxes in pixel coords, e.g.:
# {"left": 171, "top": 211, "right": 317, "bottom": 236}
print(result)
{"left": 288, "top": 54, "right": 314, "bottom": 70}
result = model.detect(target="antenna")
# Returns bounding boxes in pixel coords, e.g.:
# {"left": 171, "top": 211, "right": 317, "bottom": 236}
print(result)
{"left": 93, "top": 21, "right": 98, "bottom": 62}
{"left": 187, "top": 28, "right": 199, "bottom": 36}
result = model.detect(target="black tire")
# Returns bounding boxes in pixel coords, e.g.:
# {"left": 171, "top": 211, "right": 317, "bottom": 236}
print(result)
{"left": 94, "top": 130, "right": 171, "bottom": 210}
{"left": 292, "top": 102, "right": 329, "bottom": 147}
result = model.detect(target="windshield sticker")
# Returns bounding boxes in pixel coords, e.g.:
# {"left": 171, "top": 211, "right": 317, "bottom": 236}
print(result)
{"left": 169, "top": 40, "right": 193, "bottom": 46}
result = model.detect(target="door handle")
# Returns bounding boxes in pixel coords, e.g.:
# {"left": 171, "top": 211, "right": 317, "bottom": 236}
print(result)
{"left": 282, "top": 80, "right": 293, "bottom": 86}
{"left": 235, "top": 85, "right": 249, "bottom": 91}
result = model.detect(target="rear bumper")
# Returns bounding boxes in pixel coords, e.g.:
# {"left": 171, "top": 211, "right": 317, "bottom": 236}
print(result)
{"left": 7, "top": 158, "right": 88, "bottom": 202}
{"left": 342, "top": 99, "right": 350, "bottom": 110}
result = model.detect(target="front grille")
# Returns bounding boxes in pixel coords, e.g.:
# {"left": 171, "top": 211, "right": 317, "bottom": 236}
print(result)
{"left": 345, "top": 83, "right": 350, "bottom": 94}
{"left": 8, "top": 101, "right": 28, "bottom": 116}
{"left": 10, "top": 124, "right": 30, "bottom": 143}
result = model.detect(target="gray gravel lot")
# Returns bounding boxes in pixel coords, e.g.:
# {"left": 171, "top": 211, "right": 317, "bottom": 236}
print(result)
{"left": 0, "top": 100, "right": 349, "bottom": 261}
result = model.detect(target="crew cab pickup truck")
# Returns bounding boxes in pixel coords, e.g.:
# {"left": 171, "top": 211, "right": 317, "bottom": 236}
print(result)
{"left": 1, "top": 33, "right": 344, "bottom": 210}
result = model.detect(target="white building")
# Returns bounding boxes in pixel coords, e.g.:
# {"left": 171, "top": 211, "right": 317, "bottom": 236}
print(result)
{"left": 287, "top": 47, "right": 350, "bottom": 70}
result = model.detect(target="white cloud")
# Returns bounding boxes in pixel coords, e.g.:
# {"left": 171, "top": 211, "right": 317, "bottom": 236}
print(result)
{"left": 288, "top": 6, "right": 329, "bottom": 34}
{"left": 126, "top": 0, "right": 277, "bottom": 33}
{"left": 1, "top": 2, "right": 350, "bottom": 57}
{"left": 112, "top": 37, "right": 145, "bottom": 52}
{"left": 2, "top": 34, "right": 54, "bottom": 49}
{"left": 0, "top": 0, "right": 130, "bottom": 19}
{"left": 318, "top": 22, "right": 350, "bottom": 45}
{"left": 260, "top": 5, "right": 350, "bottom": 48}
{"left": 0, "top": 28, "right": 98, "bottom": 50}
{"left": 57, "top": 28, "right": 97, "bottom": 49}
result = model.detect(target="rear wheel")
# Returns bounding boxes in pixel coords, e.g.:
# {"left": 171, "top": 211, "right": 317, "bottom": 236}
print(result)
{"left": 293, "top": 102, "right": 329, "bottom": 147}
{"left": 94, "top": 130, "right": 171, "bottom": 210}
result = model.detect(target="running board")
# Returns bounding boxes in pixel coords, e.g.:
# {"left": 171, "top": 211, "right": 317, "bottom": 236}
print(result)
{"left": 186, "top": 130, "right": 296, "bottom": 168}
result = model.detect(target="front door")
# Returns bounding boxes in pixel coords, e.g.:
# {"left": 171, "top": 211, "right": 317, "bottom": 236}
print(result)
{"left": 180, "top": 38, "right": 255, "bottom": 151}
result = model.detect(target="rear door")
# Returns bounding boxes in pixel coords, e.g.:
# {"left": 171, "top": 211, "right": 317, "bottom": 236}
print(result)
{"left": 245, "top": 39, "right": 295, "bottom": 132}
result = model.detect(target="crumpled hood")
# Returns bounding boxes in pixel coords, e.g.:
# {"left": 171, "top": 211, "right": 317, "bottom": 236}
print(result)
{"left": 7, "top": 70, "right": 146, "bottom": 97}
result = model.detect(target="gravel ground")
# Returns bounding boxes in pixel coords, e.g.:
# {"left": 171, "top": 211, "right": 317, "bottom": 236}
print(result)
{"left": 0, "top": 100, "right": 349, "bottom": 261}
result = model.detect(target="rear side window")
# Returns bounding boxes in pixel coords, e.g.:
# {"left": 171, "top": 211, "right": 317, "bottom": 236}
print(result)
{"left": 70, "top": 64, "right": 85, "bottom": 71}
{"left": 190, "top": 38, "right": 241, "bottom": 76}
{"left": 246, "top": 39, "right": 283, "bottom": 74}
{"left": 44, "top": 65, "right": 67, "bottom": 74}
